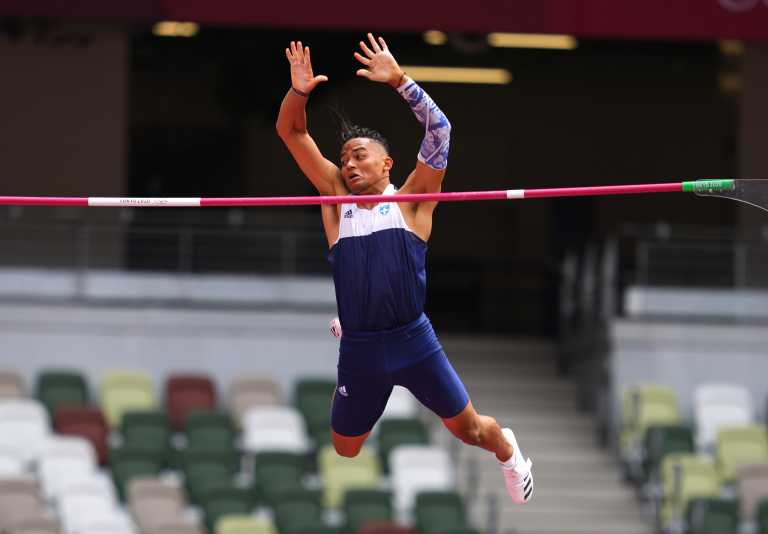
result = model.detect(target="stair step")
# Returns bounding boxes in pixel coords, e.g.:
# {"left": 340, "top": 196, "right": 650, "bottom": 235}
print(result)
{"left": 445, "top": 336, "right": 650, "bottom": 534}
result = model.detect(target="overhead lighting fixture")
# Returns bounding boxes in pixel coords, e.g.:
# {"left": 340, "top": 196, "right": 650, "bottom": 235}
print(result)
{"left": 152, "top": 21, "right": 199, "bottom": 38}
{"left": 399, "top": 66, "right": 512, "bottom": 85}
{"left": 719, "top": 40, "right": 744, "bottom": 57}
{"left": 423, "top": 30, "right": 448, "bottom": 46}
{"left": 487, "top": 32, "right": 577, "bottom": 50}
{"left": 719, "top": 73, "right": 741, "bottom": 95}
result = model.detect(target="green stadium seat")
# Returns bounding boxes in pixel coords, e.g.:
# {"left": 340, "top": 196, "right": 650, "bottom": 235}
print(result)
{"left": 121, "top": 410, "right": 172, "bottom": 466}
{"left": 252, "top": 451, "right": 307, "bottom": 505}
{"left": 109, "top": 445, "right": 163, "bottom": 501}
{"left": 641, "top": 424, "right": 694, "bottom": 484}
{"left": 35, "top": 370, "right": 89, "bottom": 415}
{"left": 200, "top": 485, "right": 253, "bottom": 533}
{"left": 182, "top": 448, "right": 238, "bottom": 505}
{"left": 757, "top": 499, "right": 768, "bottom": 534}
{"left": 414, "top": 491, "right": 467, "bottom": 534}
{"left": 294, "top": 378, "right": 336, "bottom": 446}
{"left": 685, "top": 497, "right": 738, "bottom": 534}
{"left": 273, "top": 488, "right": 324, "bottom": 534}
{"left": 185, "top": 410, "right": 236, "bottom": 454}
{"left": 343, "top": 489, "right": 392, "bottom": 534}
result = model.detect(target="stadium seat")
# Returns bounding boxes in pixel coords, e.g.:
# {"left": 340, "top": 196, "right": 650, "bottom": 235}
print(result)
{"left": 229, "top": 375, "right": 282, "bottom": 426}
{"left": 121, "top": 410, "right": 172, "bottom": 465}
{"left": 318, "top": 444, "right": 380, "bottom": 508}
{"left": 293, "top": 527, "right": 341, "bottom": 534}
{"left": 182, "top": 448, "right": 238, "bottom": 505}
{"left": 110, "top": 445, "right": 164, "bottom": 501}
{"left": 200, "top": 485, "right": 254, "bottom": 533}
{"left": 343, "top": 489, "right": 393, "bottom": 534}
{"left": 252, "top": 450, "right": 308, "bottom": 505}
{"left": 390, "top": 446, "right": 454, "bottom": 521}
{"left": 7, "top": 515, "right": 61, "bottom": 534}
{"left": 101, "top": 371, "right": 156, "bottom": 428}
{"left": 35, "top": 369, "right": 89, "bottom": 416}
{"left": 0, "top": 399, "right": 50, "bottom": 465}
{"left": 127, "top": 476, "right": 187, "bottom": 533}
{"left": 56, "top": 471, "right": 118, "bottom": 504}
{"left": 273, "top": 488, "right": 324, "bottom": 534}
{"left": 659, "top": 453, "right": 720, "bottom": 527}
{"left": 215, "top": 515, "right": 277, "bottom": 534}
{"left": 54, "top": 405, "right": 109, "bottom": 464}
{"left": 0, "top": 445, "right": 24, "bottom": 475}
{"left": 378, "top": 418, "right": 429, "bottom": 473}
{"left": 294, "top": 378, "right": 336, "bottom": 445}
{"left": 242, "top": 406, "right": 309, "bottom": 454}
{"left": 685, "top": 497, "right": 738, "bottom": 534}
{"left": 166, "top": 374, "right": 217, "bottom": 431}
{"left": 78, "top": 511, "right": 137, "bottom": 534}
{"left": 757, "top": 499, "right": 768, "bottom": 534}
{"left": 185, "top": 410, "right": 235, "bottom": 452}
{"left": 380, "top": 386, "right": 419, "bottom": 421}
{"left": 715, "top": 424, "right": 768, "bottom": 483}
{"left": 414, "top": 491, "right": 468, "bottom": 534}
{"left": 737, "top": 463, "right": 768, "bottom": 521}
{"left": 0, "top": 477, "right": 45, "bottom": 533}
{"left": 59, "top": 480, "right": 120, "bottom": 534}
{"left": 0, "top": 371, "right": 25, "bottom": 399}
{"left": 693, "top": 383, "right": 753, "bottom": 451}
{"left": 641, "top": 424, "right": 694, "bottom": 484}
{"left": 38, "top": 435, "right": 98, "bottom": 499}
{"left": 619, "top": 384, "right": 680, "bottom": 472}
{"left": 145, "top": 520, "right": 205, "bottom": 534}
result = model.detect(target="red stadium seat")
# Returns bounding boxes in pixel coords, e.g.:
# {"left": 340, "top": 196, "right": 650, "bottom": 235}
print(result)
{"left": 165, "top": 375, "right": 217, "bottom": 431}
{"left": 54, "top": 406, "right": 109, "bottom": 465}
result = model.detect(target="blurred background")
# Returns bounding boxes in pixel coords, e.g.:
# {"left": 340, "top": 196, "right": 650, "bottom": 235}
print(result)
{"left": 0, "top": 1, "right": 767, "bottom": 534}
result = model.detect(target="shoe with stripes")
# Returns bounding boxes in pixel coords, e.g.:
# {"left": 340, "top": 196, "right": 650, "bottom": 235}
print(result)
{"left": 499, "top": 427, "right": 534, "bottom": 504}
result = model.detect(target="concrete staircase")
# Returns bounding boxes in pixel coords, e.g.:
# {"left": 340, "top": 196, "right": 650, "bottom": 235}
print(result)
{"left": 435, "top": 336, "right": 654, "bottom": 534}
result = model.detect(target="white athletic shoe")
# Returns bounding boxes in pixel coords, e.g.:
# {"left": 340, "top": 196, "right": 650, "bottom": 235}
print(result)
{"left": 499, "top": 427, "right": 534, "bottom": 504}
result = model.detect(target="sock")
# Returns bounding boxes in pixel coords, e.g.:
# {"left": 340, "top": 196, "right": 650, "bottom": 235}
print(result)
{"left": 500, "top": 448, "right": 519, "bottom": 469}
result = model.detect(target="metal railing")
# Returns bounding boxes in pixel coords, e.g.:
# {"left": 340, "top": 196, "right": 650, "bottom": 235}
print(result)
{"left": 0, "top": 217, "right": 330, "bottom": 276}
{"left": 623, "top": 223, "right": 768, "bottom": 288}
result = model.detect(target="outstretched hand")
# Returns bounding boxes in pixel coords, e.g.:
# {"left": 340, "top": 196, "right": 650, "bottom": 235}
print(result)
{"left": 285, "top": 41, "right": 328, "bottom": 95}
{"left": 354, "top": 33, "right": 405, "bottom": 88}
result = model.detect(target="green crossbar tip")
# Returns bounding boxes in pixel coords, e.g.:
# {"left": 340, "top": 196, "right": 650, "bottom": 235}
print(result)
{"left": 682, "top": 179, "right": 736, "bottom": 194}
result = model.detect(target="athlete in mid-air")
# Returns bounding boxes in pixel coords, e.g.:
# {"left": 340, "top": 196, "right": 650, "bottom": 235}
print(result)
{"left": 276, "top": 33, "right": 533, "bottom": 504}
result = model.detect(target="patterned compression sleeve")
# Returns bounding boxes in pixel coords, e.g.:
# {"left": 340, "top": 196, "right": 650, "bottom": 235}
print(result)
{"left": 396, "top": 79, "right": 451, "bottom": 170}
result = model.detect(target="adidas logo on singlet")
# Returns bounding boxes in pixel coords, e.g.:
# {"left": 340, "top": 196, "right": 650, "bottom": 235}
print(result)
{"left": 337, "top": 385, "right": 349, "bottom": 397}
{"left": 343, "top": 209, "right": 353, "bottom": 219}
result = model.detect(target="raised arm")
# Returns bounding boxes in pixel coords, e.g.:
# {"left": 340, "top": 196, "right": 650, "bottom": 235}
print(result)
{"left": 354, "top": 33, "right": 451, "bottom": 195}
{"left": 276, "top": 41, "right": 342, "bottom": 196}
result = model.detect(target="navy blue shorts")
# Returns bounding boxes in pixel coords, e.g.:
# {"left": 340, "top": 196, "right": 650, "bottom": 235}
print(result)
{"left": 331, "top": 313, "right": 470, "bottom": 437}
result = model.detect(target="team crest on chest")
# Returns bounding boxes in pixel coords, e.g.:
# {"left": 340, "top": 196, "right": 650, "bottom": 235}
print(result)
{"left": 378, "top": 204, "right": 390, "bottom": 216}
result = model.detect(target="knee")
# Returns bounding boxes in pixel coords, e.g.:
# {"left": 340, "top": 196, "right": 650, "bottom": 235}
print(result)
{"left": 332, "top": 434, "right": 364, "bottom": 458}
{"left": 334, "top": 443, "right": 361, "bottom": 458}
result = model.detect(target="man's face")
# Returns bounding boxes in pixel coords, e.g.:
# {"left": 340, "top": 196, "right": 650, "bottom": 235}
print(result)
{"left": 339, "top": 137, "right": 392, "bottom": 194}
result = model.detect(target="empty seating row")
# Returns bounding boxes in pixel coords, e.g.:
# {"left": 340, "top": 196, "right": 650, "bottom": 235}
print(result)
{"left": 620, "top": 382, "right": 768, "bottom": 533}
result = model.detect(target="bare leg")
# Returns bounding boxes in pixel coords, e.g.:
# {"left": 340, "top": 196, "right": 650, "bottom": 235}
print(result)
{"left": 441, "top": 401, "right": 513, "bottom": 462}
